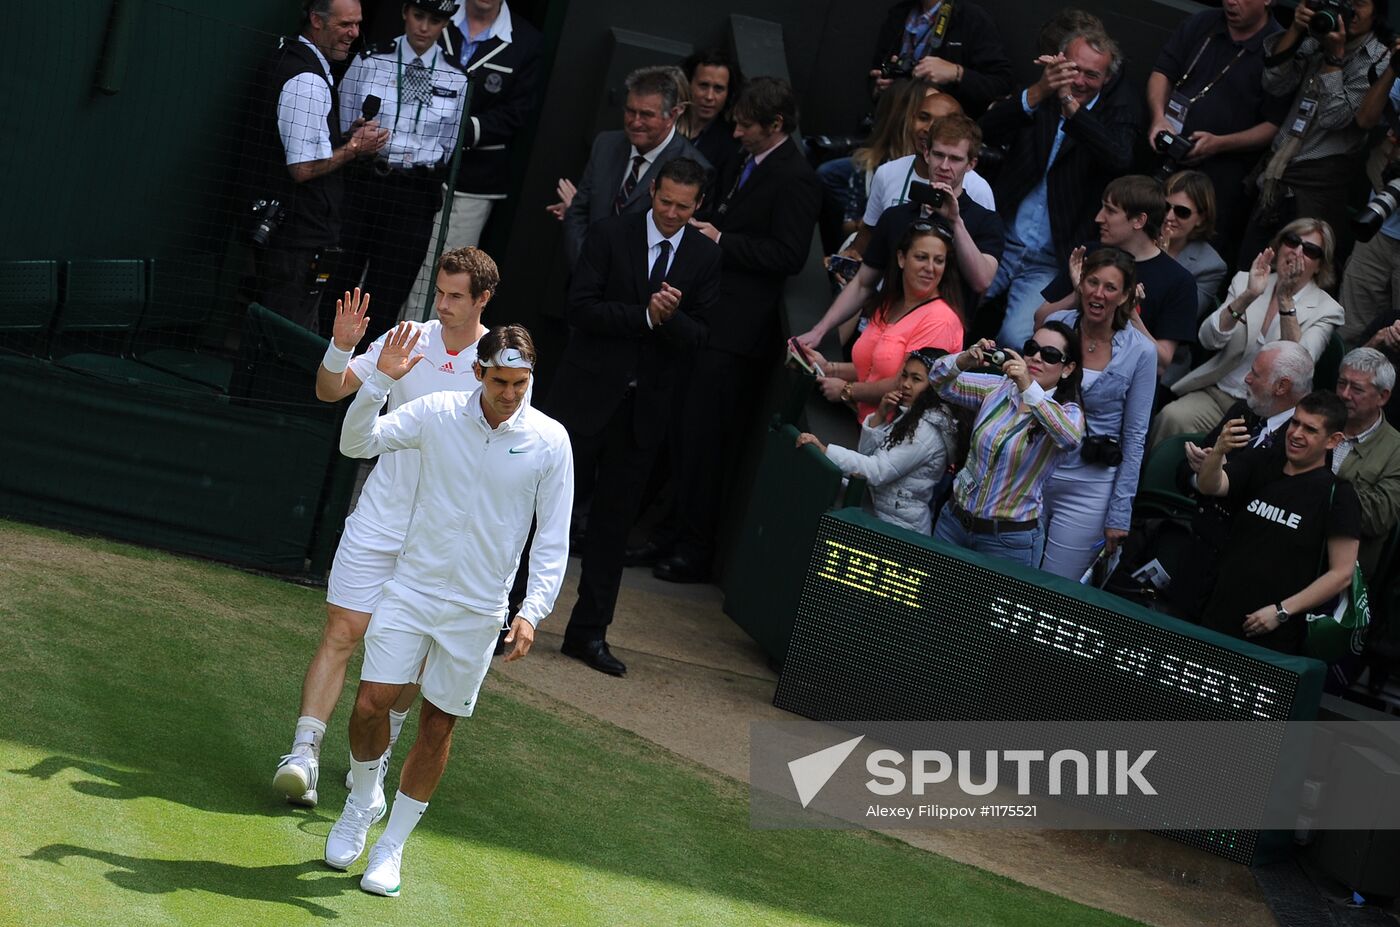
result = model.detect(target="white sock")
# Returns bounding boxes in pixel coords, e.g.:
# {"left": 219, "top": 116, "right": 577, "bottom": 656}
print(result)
{"left": 387, "top": 709, "right": 410, "bottom": 751}
{"left": 348, "top": 756, "right": 384, "bottom": 807}
{"left": 381, "top": 791, "right": 428, "bottom": 846}
{"left": 292, "top": 716, "right": 327, "bottom": 757}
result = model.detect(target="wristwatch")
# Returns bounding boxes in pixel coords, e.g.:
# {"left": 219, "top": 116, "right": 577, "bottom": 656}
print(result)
{"left": 1279, "top": 308, "right": 1297, "bottom": 317}
{"left": 1275, "top": 603, "right": 1291, "bottom": 624}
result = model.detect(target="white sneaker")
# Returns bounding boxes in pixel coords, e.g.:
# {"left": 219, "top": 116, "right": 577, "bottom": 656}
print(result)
{"left": 360, "top": 840, "right": 404, "bottom": 897}
{"left": 273, "top": 751, "right": 319, "bottom": 808}
{"left": 324, "top": 792, "right": 386, "bottom": 870}
{"left": 344, "top": 748, "right": 391, "bottom": 792}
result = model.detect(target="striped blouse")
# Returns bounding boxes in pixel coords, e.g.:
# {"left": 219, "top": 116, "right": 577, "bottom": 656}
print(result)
{"left": 931, "top": 354, "right": 1085, "bottom": 522}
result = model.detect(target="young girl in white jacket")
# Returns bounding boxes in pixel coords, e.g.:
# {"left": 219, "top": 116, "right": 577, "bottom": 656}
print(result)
{"left": 796, "top": 347, "right": 959, "bottom": 534}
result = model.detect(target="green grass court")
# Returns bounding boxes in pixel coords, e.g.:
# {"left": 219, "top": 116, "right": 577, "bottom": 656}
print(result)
{"left": 0, "top": 520, "right": 1143, "bottom": 926}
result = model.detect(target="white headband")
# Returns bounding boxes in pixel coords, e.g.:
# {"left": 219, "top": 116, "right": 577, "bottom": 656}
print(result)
{"left": 478, "top": 348, "right": 534, "bottom": 370}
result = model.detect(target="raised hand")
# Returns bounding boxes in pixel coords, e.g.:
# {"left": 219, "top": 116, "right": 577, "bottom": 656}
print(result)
{"left": 1068, "top": 245, "right": 1087, "bottom": 290}
{"left": 375, "top": 321, "right": 424, "bottom": 380}
{"left": 1000, "top": 347, "right": 1032, "bottom": 391}
{"left": 1210, "top": 417, "right": 1251, "bottom": 457}
{"left": 1247, "top": 247, "right": 1275, "bottom": 298}
{"left": 332, "top": 288, "right": 371, "bottom": 351}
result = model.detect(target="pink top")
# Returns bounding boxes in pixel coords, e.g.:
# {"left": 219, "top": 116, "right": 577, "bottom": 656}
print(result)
{"left": 850, "top": 297, "right": 963, "bottom": 419}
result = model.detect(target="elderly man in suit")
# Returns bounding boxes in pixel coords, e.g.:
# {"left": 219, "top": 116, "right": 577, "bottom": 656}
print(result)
{"left": 549, "top": 158, "right": 721, "bottom": 675}
{"left": 651, "top": 76, "right": 821, "bottom": 583}
{"left": 562, "top": 66, "right": 710, "bottom": 268}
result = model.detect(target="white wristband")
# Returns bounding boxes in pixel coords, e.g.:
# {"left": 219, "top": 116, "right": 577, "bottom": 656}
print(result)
{"left": 322, "top": 343, "right": 354, "bottom": 374}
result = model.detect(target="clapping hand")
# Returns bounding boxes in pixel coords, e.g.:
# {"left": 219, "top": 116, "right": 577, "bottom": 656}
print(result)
{"left": 1247, "top": 247, "right": 1275, "bottom": 299}
{"left": 545, "top": 177, "right": 577, "bottom": 221}
{"left": 375, "top": 321, "right": 424, "bottom": 380}
{"left": 648, "top": 283, "right": 682, "bottom": 326}
{"left": 332, "top": 288, "right": 371, "bottom": 352}
{"left": 1184, "top": 440, "right": 1208, "bottom": 474}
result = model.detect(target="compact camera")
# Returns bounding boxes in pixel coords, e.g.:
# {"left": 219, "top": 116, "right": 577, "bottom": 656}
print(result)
{"left": 1153, "top": 130, "right": 1195, "bottom": 162}
{"left": 879, "top": 56, "right": 916, "bottom": 80}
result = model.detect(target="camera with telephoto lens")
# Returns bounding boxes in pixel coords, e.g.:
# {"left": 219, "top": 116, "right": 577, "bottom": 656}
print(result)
{"left": 1306, "top": 0, "right": 1356, "bottom": 35}
{"left": 1080, "top": 434, "right": 1124, "bottom": 467}
{"left": 1354, "top": 163, "right": 1400, "bottom": 242}
{"left": 250, "top": 198, "right": 284, "bottom": 247}
{"left": 879, "top": 55, "right": 916, "bottom": 80}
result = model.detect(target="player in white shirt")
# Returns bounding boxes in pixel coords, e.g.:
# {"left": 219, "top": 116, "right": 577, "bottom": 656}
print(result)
{"left": 273, "top": 246, "right": 498, "bottom": 808}
{"left": 324, "top": 324, "right": 572, "bottom": 896}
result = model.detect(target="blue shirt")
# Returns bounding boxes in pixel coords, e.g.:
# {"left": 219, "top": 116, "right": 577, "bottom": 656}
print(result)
{"left": 1010, "top": 90, "right": 1100, "bottom": 253}
{"left": 1382, "top": 80, "right": 1400, "bottom": 241}
{"left": 1049, "top": 310, "right": 1158, "bottom": 532}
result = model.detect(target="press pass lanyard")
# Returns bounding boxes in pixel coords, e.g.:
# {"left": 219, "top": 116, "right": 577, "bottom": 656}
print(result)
{"left": 395, "top": 43, "right": 438, "bottom": 133}
{"left": 897, "top": 157, "right": 919, "bottom": 205}
{"left": 1166, "top": 35, "right": 1247, "bottom": 130}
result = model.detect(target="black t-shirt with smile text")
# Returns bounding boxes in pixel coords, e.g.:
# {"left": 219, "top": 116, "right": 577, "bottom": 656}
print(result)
{"left": 1200, "top": 447, "right": 1360, "bottom": 654}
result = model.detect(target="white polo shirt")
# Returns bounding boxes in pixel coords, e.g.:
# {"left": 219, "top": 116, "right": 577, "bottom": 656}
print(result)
{"left": 340, "top": 370, "right": 574, "bottom": 627}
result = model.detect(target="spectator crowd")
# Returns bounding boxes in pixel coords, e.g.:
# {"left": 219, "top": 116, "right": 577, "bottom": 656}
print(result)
{"left": 255, "top": 0, "right": 1400, "bottom": 673}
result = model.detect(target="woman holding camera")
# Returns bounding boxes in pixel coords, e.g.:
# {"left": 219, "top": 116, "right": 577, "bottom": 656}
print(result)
{"left": 1151, "top": 217, "right": 1346, "bottom": 445}
{"left": 1160, "top": 171, "right": 1228, "bottom": 319}
{"left": 796, "top": 348, "right": 960, "bottom": 534}
{"left": 1040, "top": 249, "right": 1157, "bottom": 579}
{"left": 929, "top": 322, "right": 1085, "bottom": 566}
{"left": 810, "top": 218, "right": 965, "bottom": 421}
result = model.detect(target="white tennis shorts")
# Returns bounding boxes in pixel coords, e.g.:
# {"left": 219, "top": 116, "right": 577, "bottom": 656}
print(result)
{"left": 360, "top": 579, "right": 503, "bottom": 717}
{"left": 326, "top": 515, "right": 404, "bottom": 614}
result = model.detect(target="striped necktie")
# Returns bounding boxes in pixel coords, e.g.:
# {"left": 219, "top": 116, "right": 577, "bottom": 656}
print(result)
{"left": 614, "top": 155, "right": 647, "bottom": 214}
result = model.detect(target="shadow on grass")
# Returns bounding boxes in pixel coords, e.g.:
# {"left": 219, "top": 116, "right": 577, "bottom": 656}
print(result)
{"left": 24, "top": 843, "right": 354, "bottom": 918}
{"left": 10, "top": 756, "right": 324, "bottom": 824}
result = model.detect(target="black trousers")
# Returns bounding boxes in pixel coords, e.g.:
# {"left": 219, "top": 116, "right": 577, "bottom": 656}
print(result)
{"left": 321, "top": 168, "right": 443, "bottom": 341}
{"left": 563, "top": 393, "right": 661, "bottom": 643}
{"left": 255, "top": 245, "right": 328, "bottom": 334}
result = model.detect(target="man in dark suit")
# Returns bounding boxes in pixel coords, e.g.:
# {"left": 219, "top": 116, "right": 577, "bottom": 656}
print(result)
{"left": 550, "top": 158, "right": 721, "bottom": 676}
{"left": 978, "top": 24, "right": 1140, "bottom": 345}
{"left": 651, "top": 77, "right": 821, "bottom": 583}
{"left": 562, "top": 67, "right": 710, "bottom": 268}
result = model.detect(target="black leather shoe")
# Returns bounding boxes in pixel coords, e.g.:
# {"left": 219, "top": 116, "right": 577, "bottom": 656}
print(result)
{"left": 560, "top": 639, "right": 627, "bottom": 676}
{"left": 624, "top": 540, "right": 669, "bottom": 568}
{"left": 652, "top": 554, "right": 708, "bottom": 584}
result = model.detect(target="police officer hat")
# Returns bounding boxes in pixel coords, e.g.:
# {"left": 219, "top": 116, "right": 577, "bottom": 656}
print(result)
{"left": 407, "top": 0, "right": 460, "bottom": 16}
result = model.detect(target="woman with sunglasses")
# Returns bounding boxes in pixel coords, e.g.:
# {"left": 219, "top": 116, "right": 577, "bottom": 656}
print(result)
{"left": 1160, "top": 171, "right": 1227, "bottom": 320}
{"left": 796, "top": 348, "right": 960, "bottom": 534}
{"left": 929, "top": 322, "right": 1084, "bottom": 566}
{"left": 1151, "top": 218, "right": 1345, "bottom": 446}
{"left": 1040, "top": 249, "right": 1157, "bottom": 579}
{"left": 810, "top": 218, "right": 965, "bottom": 421}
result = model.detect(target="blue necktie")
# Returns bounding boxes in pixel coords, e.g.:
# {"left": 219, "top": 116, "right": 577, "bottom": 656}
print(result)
{"left": 737, "top": 156, "right": 756, "bottom": 189}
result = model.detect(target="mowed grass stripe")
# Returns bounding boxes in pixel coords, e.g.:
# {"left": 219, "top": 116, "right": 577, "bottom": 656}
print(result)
{"left": 0, "top": 520, "right": 1143, "bottom": 926}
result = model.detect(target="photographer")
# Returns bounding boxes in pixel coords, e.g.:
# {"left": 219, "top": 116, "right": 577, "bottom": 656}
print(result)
{"left": 245, "top": 0, "right": 389, "bottom": 333}
{"left": 869, "top": 1, "right": 1012, "bottom": 117}
{"left": 797, "top": 114, "right": 1004, "bottom": 350}
{"left": 928, "top": 324, "right": 1085, "bottom": 567}
{"left": 1240, "top": 0, "right": 1390, "bottom": 267}
{"left": 979, "top": 26, "right": 1140, "bottom": 347}
{"left": 1146, "top": 0, "right": 1290, "bottom": 250}
{"left": 1339, "top": 39, "right": 1400, "bottom": 345}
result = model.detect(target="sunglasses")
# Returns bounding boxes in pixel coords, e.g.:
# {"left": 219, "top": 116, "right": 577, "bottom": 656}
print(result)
{"left": 909, "top": 218, "right": 955, "bottom": 241}
{"left": 1022, "top": 339, "right": 1066, "bottom": 365}
{"left": 1281, "top": 231, "right": 1325, "bottom": 260}
{"left": 1168, "top": 203, "right": 1194, "bottom": 220}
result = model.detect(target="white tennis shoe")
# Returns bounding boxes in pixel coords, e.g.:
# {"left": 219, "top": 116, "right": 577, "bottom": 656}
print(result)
{"left": 360, "top": 840, "right": 404, "bottom": 897}
{"left": 324, "top": 792, "right": 386, "bottom": 869}
{"left": 273, "top": 751, "right": 319, "bottom": 807}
